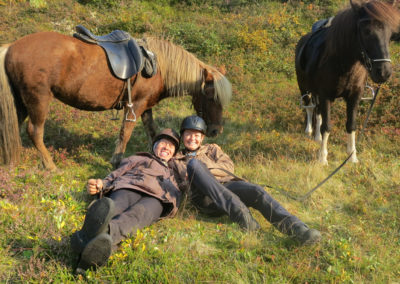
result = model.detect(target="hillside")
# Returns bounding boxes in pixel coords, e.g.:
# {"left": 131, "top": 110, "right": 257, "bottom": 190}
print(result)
{"left": 1, "top": 0, "right": 399, "bottom": 282}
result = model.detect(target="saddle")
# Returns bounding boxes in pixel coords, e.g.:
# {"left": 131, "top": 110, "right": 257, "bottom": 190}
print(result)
{"left": 296, "top": 17, "right": 334, "bottom": 76}
{"left": 73, "top": 25, "right": 157, "bottom": 80}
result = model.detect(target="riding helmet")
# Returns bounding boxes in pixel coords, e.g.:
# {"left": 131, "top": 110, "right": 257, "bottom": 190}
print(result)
{"left": 152, "top": 128, "right": 180, "bottom": 154}
{"left": 180, "top": 115, "right": 207, "bottom": 135}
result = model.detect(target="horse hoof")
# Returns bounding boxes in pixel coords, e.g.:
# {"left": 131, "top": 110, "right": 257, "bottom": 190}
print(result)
{"left": 349, "top": 157, "right": 359, "bottom": 163}
{"left": 318, "top": 159, "right": 328, "bottom": 165}
{"left": 305, "top": 131, "right": 313, "bottom": 138}
{"left": 43, "top": 161, "right": 57, "bottom": 171}
{"left": 110, "top": 153, "right": 123, "bottom": 169}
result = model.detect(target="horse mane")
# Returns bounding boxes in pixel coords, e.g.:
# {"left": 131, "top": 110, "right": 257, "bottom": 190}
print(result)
{"left": 144, "top": 37, "right": 232, "bottom": 107}
{"left": 324, "top": 0, "right": 400, "bottom": 58}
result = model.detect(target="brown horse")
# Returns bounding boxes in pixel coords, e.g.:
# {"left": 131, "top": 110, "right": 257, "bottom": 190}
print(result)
{"left": 295, "top": 0, "right": 400, "bottom": 164}
{"left": 0, "top": 32, "right": 232, "bottom": 170}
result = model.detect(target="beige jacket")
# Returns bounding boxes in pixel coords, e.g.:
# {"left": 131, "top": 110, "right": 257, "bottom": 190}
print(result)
{"left": 171, "top": 144, "right": 238, "bottom": 192}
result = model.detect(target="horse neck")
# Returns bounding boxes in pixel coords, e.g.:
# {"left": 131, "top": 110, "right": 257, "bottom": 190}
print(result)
{"left": 324, "top": 29, "right": 363, "bottom": 72}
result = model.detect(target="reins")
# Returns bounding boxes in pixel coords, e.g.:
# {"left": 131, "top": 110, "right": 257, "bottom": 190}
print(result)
{"left": 216, "top": 84, "right": 381, "bottom": 202}
{"left": 278, "top": 84, "right": 381, "bottom": 201}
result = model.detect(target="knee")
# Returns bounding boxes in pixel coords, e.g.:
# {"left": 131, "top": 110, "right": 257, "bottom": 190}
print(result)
{"left": 187, "top": 159, "right": 205, "bottom": 175}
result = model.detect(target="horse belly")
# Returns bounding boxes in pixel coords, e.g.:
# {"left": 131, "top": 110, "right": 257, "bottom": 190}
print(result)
{"left": 6, "top": 32, "right": 123, "bottom": 111}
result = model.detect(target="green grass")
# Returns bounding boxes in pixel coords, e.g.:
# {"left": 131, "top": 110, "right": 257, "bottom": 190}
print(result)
{"left": 1, "top": 0, "right": 400, "bottom": 282}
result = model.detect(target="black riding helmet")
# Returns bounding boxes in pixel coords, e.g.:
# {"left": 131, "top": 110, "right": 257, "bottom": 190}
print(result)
{"left": 180, "top": 115, "right": 207, "bottom": 135}
{"left": 152, "top": 128, "right": 180, "bottom": 155}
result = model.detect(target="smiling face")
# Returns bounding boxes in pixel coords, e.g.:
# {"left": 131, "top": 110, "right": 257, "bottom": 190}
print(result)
{"left": 154, "top": 138, "right": 176, "bottom": 161}
{"left": 182, "top": 129, "right": 205, "bottom": 151}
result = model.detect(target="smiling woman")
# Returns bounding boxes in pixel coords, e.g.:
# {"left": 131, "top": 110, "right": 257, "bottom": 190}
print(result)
{"left": 152, "top": 128, "right": 181, "bottom": 160}
{"left": 70, "top": 128, "right": 181, "bottom": 274}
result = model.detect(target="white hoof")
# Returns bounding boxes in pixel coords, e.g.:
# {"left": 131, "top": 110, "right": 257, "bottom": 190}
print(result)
{"left": 349, "top": 154, "right": 359, "bottom": 163}
{"left": 319, "top": 158, "right": 328, "bottom": 165}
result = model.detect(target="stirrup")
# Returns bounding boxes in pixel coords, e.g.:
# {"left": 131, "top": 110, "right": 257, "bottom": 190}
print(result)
{"left": 300, "top": 93, "right": 316, "bottom": 109}
{"left": 361, "top": 84, "right": 375, "bottom": 101}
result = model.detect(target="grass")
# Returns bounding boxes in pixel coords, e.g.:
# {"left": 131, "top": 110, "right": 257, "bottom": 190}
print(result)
{"left": 1, "top": 0, "right": 400, "bottom": 282}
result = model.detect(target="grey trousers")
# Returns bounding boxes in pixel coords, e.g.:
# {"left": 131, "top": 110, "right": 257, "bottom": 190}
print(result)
{"left": 108, "top": 189, "right": 163, "bottom": 247}
{"left": 187, "top": 159, "right": 306, "bottom": 234}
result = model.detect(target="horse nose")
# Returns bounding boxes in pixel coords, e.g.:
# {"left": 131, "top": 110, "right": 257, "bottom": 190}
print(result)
{"left": 372, "top": 62, "right": 392, "bottom": 83}
{"left": 207, "top": 125, "right": 223, "bottom": 137}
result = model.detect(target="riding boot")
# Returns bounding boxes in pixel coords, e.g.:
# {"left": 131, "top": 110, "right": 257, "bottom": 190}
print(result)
{"left": 291, "top": 224, "right": 321, "bottom": 245}
{"left": 70, "top": 197, "right": 115, "bottom": 255}
{"left": 76, "top": 233, "right": 112, "bottom": 274}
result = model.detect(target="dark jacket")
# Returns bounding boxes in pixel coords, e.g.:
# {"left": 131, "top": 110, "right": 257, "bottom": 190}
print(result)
{"left": 102, "top": 152, "right": 181, "bottom": 218}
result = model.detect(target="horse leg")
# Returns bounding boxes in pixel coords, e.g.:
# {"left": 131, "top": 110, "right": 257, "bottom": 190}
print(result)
{"left": 314, "top": 113, "right": 322, "bottom": 143}
{"left": 346, "top": 98, "right": 360, "bottom": 163}
{"left": 305, "top": 107, "right": 314, "bottom": 138}
{"left": 318, "top": 98, "right": 331, "bottom": 165}
{"left": 111, "top": 104, "right": 149, "bottom": 168}
{"left": 111, "top": 114, "right": 137, "bottom": 169}
{"left": 26, "top": 102, "right": 56, "bottom": 171}
{"left": 141, "top": 109, "right": 157, "bottom": 147}
{"left": 301, "top": 93, "right": 314, "bottom": 138}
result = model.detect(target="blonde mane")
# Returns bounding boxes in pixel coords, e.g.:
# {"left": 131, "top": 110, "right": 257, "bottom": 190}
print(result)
{"left": 144, "top": 37, "right": 232, "bottom": 107}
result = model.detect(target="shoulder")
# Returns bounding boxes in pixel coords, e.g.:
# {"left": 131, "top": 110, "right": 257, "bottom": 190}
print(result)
{"left": 174, "top": 151, "right": 186, "bottom": 160}
{"left": 202, "top": 143, "right": 223, "bottom": 153}
{"left": 123, "top": 152, "right": 163, "bottom": 167}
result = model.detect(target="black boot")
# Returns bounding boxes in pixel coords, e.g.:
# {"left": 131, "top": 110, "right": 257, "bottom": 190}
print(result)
{"left": 76, "top": 233, "right": 112, "bottom": 274}
{"left": 71, "top": 197, "right": 114, "bottom": 254}
{"left": 292, "top": 225, "right": 321, "bottom": 245}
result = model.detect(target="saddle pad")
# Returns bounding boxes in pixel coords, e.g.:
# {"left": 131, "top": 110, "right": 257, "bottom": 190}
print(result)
{"left": 297, "top": 24, "right": 329, "bottom": 76}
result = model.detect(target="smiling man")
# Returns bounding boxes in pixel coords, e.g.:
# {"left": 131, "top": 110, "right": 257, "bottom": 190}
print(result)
{"left": 71, "top": 128, "right": 181, "bottom": 273}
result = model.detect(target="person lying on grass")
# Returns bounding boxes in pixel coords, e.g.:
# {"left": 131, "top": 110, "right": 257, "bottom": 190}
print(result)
{"left": 70, "top": 128, "right": 181, "bottom": 273}
{"left": 171, "top": 115, "right": 321, "bottom": 245}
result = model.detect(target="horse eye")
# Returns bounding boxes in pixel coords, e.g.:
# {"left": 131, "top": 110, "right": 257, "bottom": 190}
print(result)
{"left": 361, "top": 26, "right": 373, "bottom": 36}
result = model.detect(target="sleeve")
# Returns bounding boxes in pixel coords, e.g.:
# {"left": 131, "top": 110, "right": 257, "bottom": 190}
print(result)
{"left": 102, "top": 156, "right": 140, "bottom": 189}
{"left": 169, "top": 158, "right": 190, "bottom": 193}
{"left": 207, "top": 144, "right": 235, "bottom": 177}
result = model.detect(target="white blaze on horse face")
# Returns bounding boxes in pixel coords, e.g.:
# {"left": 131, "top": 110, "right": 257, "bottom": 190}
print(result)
{"left": 305, "top": 107, "right": 313, "bottom": 137}
{"left": 347, "top": 131, "right": 359, "bottom": 163}
{"left": 314, "top": 114, "right": 322, "bottom": 142}
{"left": 319, "top": 132, "right": 329, "bottom": 165}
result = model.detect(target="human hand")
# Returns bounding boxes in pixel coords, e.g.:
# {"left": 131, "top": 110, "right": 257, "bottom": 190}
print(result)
{"left": 87, "top": 179, "right": 103, "bottom": 195}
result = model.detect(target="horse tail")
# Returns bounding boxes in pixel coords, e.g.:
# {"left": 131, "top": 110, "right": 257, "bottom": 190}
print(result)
{"left": 0, "top": 45, "right": 21, "bottom": 165}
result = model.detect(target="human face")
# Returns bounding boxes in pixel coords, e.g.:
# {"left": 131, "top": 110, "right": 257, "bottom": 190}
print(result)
{"left": 154, "top": 138, "right": 176, "bottom": 161}
{"left": 182, "top": 129, "right": 205, "bottom": 151}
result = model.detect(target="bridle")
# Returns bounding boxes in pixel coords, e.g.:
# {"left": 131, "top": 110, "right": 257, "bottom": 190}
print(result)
{"left": 357, "top": 18, "right": 392, "bottom": 71}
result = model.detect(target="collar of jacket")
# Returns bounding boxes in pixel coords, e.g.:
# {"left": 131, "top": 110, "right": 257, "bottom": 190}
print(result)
{"left": 174, "top": 145, "right": 208, "bottom": 160}
{"left": 136, "top": 152, "right": 170, "bottom": 167}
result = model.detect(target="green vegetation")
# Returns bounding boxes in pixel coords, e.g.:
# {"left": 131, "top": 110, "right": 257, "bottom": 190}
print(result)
{"left": 1, "top": 0, "right": 399, "bottom": 282}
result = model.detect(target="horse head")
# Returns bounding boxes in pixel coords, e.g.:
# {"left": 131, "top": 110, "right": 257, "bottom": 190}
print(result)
{"left": 351, "top": 0, "right": 400, "bottom": 83}
{"left": 193, "top": 67, "right": 232, "bottom": 137}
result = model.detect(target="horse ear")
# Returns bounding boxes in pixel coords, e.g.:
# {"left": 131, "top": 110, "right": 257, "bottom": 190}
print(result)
{"left": 203, "top": 68, "right": 214, "bottom": 83}
{"left": 349, "top": 0, "right": 361, "bottom": 12}
{"left": 217, "top": 65, "right": 226, "bottom": 75}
